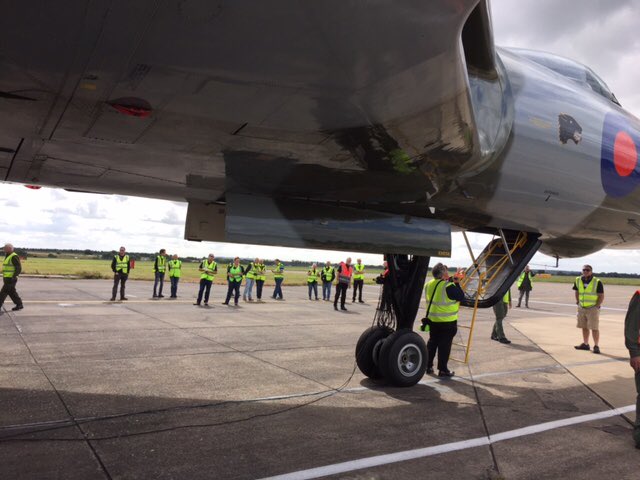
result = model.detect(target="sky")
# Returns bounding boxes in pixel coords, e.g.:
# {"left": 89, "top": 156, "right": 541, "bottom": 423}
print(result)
{"left": 1, "top": 0, "right": 639, "bottom": 272}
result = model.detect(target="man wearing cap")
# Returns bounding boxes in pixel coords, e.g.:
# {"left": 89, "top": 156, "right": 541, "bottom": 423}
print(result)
{"left": 573, "top": 264, "right": 604, "bottom": 354}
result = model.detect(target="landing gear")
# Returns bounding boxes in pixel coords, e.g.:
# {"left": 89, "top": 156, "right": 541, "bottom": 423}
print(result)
{"left": 355, "top": 254, "right": 430, "bottom": 387}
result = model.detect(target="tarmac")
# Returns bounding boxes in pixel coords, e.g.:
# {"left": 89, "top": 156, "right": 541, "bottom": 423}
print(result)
{"left": 0, "top": 277, "right": 638, "bottom": 479}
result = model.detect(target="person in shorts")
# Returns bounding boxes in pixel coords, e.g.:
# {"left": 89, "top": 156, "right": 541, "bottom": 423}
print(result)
{"left": 573, "top": 264, "right": 604, "bottom": 354}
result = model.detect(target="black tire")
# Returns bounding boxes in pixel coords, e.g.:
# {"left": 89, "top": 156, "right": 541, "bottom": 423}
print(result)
{"left": 355, "top": 326, "right": 394, "bottom": 379}
{"left": 378, "top": 330, "right": 427, "bottom": 387}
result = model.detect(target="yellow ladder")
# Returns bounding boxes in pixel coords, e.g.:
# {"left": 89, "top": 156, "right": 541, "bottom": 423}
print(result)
{"left": 449, "top": 231, "right": 529, "bottom": 364}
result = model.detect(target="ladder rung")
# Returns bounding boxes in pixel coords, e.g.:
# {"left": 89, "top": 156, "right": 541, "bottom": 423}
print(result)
{"left": 457, "top": 325, "right": 471, "bottom": 329}
{"left": 449, "top": 357, "right": 466, "bottom": 363}
{"left": 452, "top": 342, "right": 467, "bottom": 348}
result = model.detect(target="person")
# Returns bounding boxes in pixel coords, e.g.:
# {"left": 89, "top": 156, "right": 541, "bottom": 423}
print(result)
{"left": 168, "top": 254, "right": 182, "bottom": 298}
{"left": 352, "top": 258, "right": 365, "bottom": 303}
{"left": 243, "top": 258, "right": 258, "bottom": 302}
{"left": 623, "top": 290, "right": 640, "bottom": 449}
{"left": 223, "top": 257, "right": 244, "bottom": 306}
{"left": 307, "top": 263, "right": 320, "bottom": 300}
{"left": 152, "top": 249, "right": 167, "bottom": 298}
{"left": 195, "top": 254, "right": 217, "bottom": 307}
{"left": 111, "top": 246, "right": 131, "bottom": 301}
{"left": 321, "top": 261, "right": 335, "bottom": 301}
{"left": 491, "top": 289, "right": 512, "bottom": 344}
{"left": 254, "top": 259, "right": 266, "bottom": 302}
{"left": 334, "top": 257, "right": 353, "bottom": 311}
{"left": 424, "top": 263, "right": 465, "bottom": 377}
{"left": 271, "top": 259, "right": 285, "bottom": 300}
{"left": 573, "top": 264, "right": 604, "bottom": 354}
{"left": 0, "top": 243, "right": 23, "bottom": 312}
{"left": 516, "top": 265, "right": 536, "bottom": 308}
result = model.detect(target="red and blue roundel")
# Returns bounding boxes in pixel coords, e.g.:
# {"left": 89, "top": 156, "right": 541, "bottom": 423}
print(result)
{"left": 601, "top": 112, "right": 640, "bottom": 197}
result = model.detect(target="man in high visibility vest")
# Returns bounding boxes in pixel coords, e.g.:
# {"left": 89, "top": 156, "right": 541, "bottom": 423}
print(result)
{"left": 352, "top": 258, "right": 365, "bottom": 303}
{"left": 334, "top": 257, "right": 353, "bottom": 311}
{"left": 491, "top": 289, "right": 512, "bottom": 344}
{"left": 254, "top": 259, "right": 266, "bottom": 302}
{"left": 195, "top": 254, "right": 217, "bottom": 307}
{"left": 307, "top": 263, "right": 320, "bottom": 300}
{"left": 110, "top": 246, "right": 131, "bottom": 301}
{"left": 153, "top": 249, "right": 167, "bottom": 298}
{"left": 321, "top": 261, "right": 335, "bottom": 301}
{"left": 168, "top": 254, "right": 182, "bottom": 298}
{"left": 271, "top": 259, "right": 285, "bottom": 300}
{"left": 516, "top": 265, "right": 536, "bottom": 308}
{"left": 624, "top": 290, "right": 640, "bottom": 449}
{"left": 243, "top": 257, "right": 258, "bottom": 302}
{"left": 573, "top": 264, "right": 604, "bottom": 354}
{"left": 223, "top": 257, "right": 245, "bottom": 306}
{"left": 424, "top": 263, "right": 465, "bottom": 377}
{"left": 0, "top": 243, "right": 23, "bottom": 312}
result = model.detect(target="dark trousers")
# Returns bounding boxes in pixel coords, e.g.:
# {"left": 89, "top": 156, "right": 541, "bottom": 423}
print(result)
{"left": 197, "top": 279, "right": 212, "bottom": 305}
{"left": 635, "top": 371, "right": 640, "bottom": 446}
{"left": 0, "top": 277, "right": 22, "bottom": 307}
{"left": 112, "top": 273, "right": 128, "bottom": 300}
{"left": 170, "top": 276, "right": 179, "bottom": 297}
{"left": 256, "top": 280, "right": 264, "bottom": 299}
{"left": 153, "top": 272, "right": 165, "bottom": 296}
{"left": 352, "top": 279, "right": 364, "bottom": 301}
{"left": 492, "top": 301, "right": 508, "bottom": 339}
{"left": 273, "top": 278, "right": 284, "bottom": 299}
{"left": 322, "top": 281, "right": 332, "bottom": 300}
{"left": 308, "top": 282, "right": 318, "bottom": 299}
{"left": 334, "top": 282, "right": 348, "bottom": 308}
{"left": 517, "top": 289, "right": 530, "bottom": 306}
{"left": 427, "top": 321, "right": 458, "bottom": 372}
{"left": 225, "top": 281, "right": 241, "bottom": 304}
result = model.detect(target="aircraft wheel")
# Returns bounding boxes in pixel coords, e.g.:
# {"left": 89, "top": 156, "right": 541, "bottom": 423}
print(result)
{"left": 355, "top": 326, "right": 394, "bottom": 379}
{"left": 378, "top": 330, "right": 427, "bottom": 387}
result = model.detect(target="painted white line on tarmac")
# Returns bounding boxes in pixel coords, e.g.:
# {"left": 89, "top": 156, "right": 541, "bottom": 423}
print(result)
{"left": 260, "top": 404, "right": 635, "bottom": 480}
{"left": 529, "top": 300, "right": 627, "bottom": 312}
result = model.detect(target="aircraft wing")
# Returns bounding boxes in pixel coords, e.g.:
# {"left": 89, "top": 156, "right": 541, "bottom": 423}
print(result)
{"left": 1, "top": 0, "right": 499, "bottom": 255}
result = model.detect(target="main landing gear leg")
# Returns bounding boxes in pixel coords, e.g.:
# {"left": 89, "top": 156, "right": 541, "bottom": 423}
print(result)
{"left": 355, "top": 254, "right": 430, "bottom": 387}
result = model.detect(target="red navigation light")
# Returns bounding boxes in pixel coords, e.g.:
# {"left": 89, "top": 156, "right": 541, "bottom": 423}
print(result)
{"left": 107, "top": 97, "right": 152, "bottom": 118}
{"left": 25, "top": 185, "right": 41, "bottom": 190}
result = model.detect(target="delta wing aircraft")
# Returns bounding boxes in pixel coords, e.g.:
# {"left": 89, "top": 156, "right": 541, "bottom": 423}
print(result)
{"left": 2, "top": 1, "right": 639, "bottom": 386}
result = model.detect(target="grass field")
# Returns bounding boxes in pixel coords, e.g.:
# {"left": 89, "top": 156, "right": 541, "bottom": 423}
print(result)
{"left": 19, "top": 258, "right": 383, "bottom": 286}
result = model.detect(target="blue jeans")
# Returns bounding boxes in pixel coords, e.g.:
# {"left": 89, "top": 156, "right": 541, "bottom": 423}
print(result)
{"left": 308, "top": 282, "right": 318, "bottom": 299}
{"left": 322, "top": 281, "right": 332, "bottom": 300}
{"left": 243, "top": 277, "right": 255, "bottom": 300}
{"left": 197, "top": 279, "right": 212, "bottom": 305}
{"left": 170, "top": 276, "right": 179, "bottom": 297}
{"left": 153, "top": 272, "right": 165, "bottom": 296}
{"left": 273, "top": 278, "right": 284, "bottom": 299}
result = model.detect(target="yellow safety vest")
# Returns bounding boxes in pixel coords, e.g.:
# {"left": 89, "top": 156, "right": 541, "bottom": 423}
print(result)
{"left": 503, "top": 290, "right": 510, "bottom": 304}
{"left": 353, "top": 263, "right": 365, "bottom": 280}
{"left": 2, "top": 253, "right": 17, "bottom": 278}
{"left": 229, "top": 265, "right": 243, "bottom": 282}
{"left": 255, "top": 263, "right": 266, "bottom": 281}
{"left": 114, "top": 254, "right": 129, "bottom": 274}
{"left": 575, "top": 276, "right": 601, "bottom": 308}
{"left": 273, "top": 262, "right": 284, "bottom": 279}
{"left": 323, "top": 266, "right": 335, "bottom": 282}
{"left": 425, "top": 278, "right": 459, "bottom": 323}
{"left": 200, "top": 260, "right": 217, "bottom": 281}
{"left": 155, "top": 255, "right": 166, "bottom": 273}
{"left": 246, "top": 263, "right": 256, "bottom": 280}
{"left": 307, "top": 268, "right": 319, "bottom": 283}
{"left": 517, "top": 272, "right": 534, "bottom": 289}
{"left": 168, "top": 259, "right": 182, "bottom": 278}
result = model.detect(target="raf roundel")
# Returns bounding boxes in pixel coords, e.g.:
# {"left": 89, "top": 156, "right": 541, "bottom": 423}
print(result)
{"left": 601, "top": 113, "right": 640, "bottom": 197}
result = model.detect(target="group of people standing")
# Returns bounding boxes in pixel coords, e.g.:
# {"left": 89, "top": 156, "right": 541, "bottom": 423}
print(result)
{"left": 109, "top": 248, "right": 369, "bottom": 310}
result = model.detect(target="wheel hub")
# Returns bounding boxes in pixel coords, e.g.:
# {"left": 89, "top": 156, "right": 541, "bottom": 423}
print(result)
{"left": 397, "top": 343, "right": 422, "bottom": 377}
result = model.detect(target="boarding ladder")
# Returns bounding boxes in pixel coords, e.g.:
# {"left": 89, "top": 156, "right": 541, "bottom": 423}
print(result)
{"left": 449, "top": 229, "right": 541, "bottom": 364}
